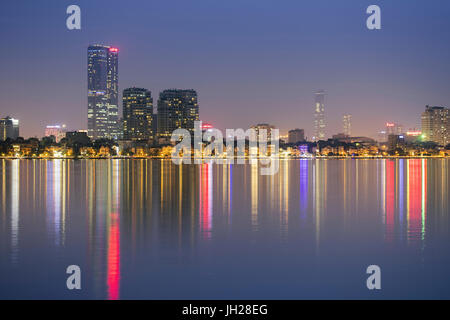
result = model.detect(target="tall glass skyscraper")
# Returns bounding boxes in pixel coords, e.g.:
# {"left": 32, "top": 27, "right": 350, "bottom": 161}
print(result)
{"left": 157, "top": 89, "right": 199, "bottom": 143}
{"left": 123, "top": 88, "right": 153, "bottom": 141}
{"left": 314, "top": 90, "right": 326, "bottom": 141}
{"left": 87, "top": 45, "right": 119, "bottom": 140}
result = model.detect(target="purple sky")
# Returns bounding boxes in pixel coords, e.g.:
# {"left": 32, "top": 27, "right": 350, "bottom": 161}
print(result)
{"left": 1, "top": 0, "right": 449, "bottom": 139}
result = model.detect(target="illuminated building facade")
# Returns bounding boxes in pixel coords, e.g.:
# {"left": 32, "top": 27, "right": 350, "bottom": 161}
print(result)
{"left": 343, "top": 114, "right": 352, "bottom": 136}
{"left": 379, "top": 122, "right": 404, "bottom": 142}
{"left": 45, "top": 125, "right": 66, "bottom": 142}
{"left": 157, "top": 89, "right": 199, "bottom": 142}
{"left": 251, "top": 123, "right": 276, "bottom": 143}
{"left": 0, "top": 116, "right": 19, "bottom": 141}
{"left": 386, "top": 122, "right": 404, "bottom": 136}
{"left": 421, "top": 105, "right": 449, "bottom": 146}
{"left": 123, "top": 88, "right": 153, "bottom": 141}
{"left": 87, "top": 45, "right": 120, "bottom": 140}
{"left": 314, "top": 90, "right": 326, "bottom": 141}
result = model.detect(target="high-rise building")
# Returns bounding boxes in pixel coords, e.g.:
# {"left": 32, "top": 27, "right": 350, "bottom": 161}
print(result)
{"left": 45, "top": 125, "right": 66, "bottom": 142}
{"left": 0, "top": 116, "right": 19, "bottom": 141}
{"left": 288, "top": 128, "right": 305, "bottom": 144}
{"left": 343, "top": 114, "right": 352, "bottom": 136}
{"left": 87, "top": 45, "right": 119, "bottom": 140}
{"left": 157, "top": 89, "right": 199, "bottom": 142}
{"left": 251, "top": 123, "right": 276, "bottom": 143}
{"left": 123, "top": 88, "right": 153, "bottom": 141}
{"left": 314, "top": 90, "right": 326, "bottom": 141}
{"left": 421, "top": 105, "right": 449, "bottom": 146}
{"left": 378, "top": 122, "right": 404, "bottom": 142}
{"left": 386, "top": 122, "right": 404, "bottom": 136}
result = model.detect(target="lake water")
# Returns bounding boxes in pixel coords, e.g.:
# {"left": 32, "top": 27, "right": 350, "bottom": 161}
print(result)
{"left": 0, "top": 159, "right": 449, "bottom": 299}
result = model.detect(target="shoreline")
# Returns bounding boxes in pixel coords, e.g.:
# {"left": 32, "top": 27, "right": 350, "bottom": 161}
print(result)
{"left": 0, "top": 156, "right": 448, "bottom": 160}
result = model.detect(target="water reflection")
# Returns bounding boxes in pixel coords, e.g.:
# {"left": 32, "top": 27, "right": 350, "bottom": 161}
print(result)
{"left": 0, "top": 159, "right": 448, "bottom": 299}
{"left": 107, "top": 160, "right": 121, "bottom": 300}
{"left": 199, "top": 163, "right": 212, "bottom": 240}
{"left": 11, "top": 159, "right": 19, "bottom": 264}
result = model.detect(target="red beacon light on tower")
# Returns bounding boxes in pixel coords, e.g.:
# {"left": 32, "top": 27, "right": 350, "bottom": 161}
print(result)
{"left": 109, "top": 47, "right": 119, "bottom": 53}
{"left": 201, "top": 123, "right": 213, "bottom": 131}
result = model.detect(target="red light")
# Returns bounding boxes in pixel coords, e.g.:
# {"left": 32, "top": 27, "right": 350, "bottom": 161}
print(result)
{"left": 201, "top": 123, "right": 213, "bottom": 130}
{"left": 109, "top": 47, "right": 119, "bottom": 53}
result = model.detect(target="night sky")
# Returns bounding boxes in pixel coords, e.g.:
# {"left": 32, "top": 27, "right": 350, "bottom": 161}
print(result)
{"left": 1, "top": 0, "right": 450, "bottom": 139}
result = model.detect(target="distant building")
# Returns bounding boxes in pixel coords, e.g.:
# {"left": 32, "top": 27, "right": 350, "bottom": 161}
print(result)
{"left": 421, "top": 105, "right": 449, "bottom": 146}
{"left": 117, "top": 118, "right": 124, "bottom": 140}
{"left": 314, "top": 90, "right": 326, "bottom": 141}
{"left": 122, "top": 88, "right": 153, "bottom": 141}
{"left": 151, "top": 113, "right": 158, "bottom": 141}
{"left": 65, "top": 131, "right": 91, "bottom": 145}
{"left": 251, "top": 123, "right": 276, "bottom": 142}
{"left": 0, "top": 116, "right": 19, "bottom": 141}
{"left": 332, "top": 133, "right": 350, "bottom": 140}
{"left": 386, "top": 122, "right": 404, "bottom": 135}
{"left": 379, "top": 122, "right": 404, "bottom": 142}
{"left": 288, "top": 128, "right": 305, "bottom": 144}
{"left": 45, "top": 125, "right": 66, "bottom": 142}
{"left": 333, "top": 135, "right": 375, "bottom": 145}
{"left": 404, "top": 129, "right": 422, "bottom": 143}
{"left": 157, "top": 89, "right": 199, "bottom": 143}
{"left": 343, "top": 114, "right": 352, "bottom": 136}
{"left": 87, "top": 44, "right": 120, "bottom": 140}
{"left": 387, "top": 134, "right": 405, "bottom": 152}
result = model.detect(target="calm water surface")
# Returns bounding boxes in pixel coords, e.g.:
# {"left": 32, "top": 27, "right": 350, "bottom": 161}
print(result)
{"left": 0, "top": 159, "right": 449, "bottom": 299}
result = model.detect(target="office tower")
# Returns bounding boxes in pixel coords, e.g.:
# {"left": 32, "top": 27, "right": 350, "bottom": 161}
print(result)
{"left": 288, "top": 128, "right": 305, "bottom": 144}
{"left": 151, "top": 112, "right": 158, "bottom": 141}
{"left": 421, "top": 105, "right": 449, "bottom": 146}
{"left": 251, "top": 123, "right": 276, "bottom": 143}
{"left": 45, "top": 125, "right": 66, "bottom": 142}
{"left": 387, "top": 134, "right": 405, "bottom": 152}
{"left": 0, "top": 116, "right": 19, "bottom": 141}
{"left": 123, "top": 88, "right": 153, "bottom": 141}
{"left": 386, "top": 122, "right": 404, "bottom": 136}
{"left": 343, "top": 114, "right": 352, "bottom": 136}
{"left": 157, "top": 89, "right": 199, "bottom": 142}
{"left": 379, "top": 122, "right": 404, "bottom": 142}
{"left": 87, "top": 45, "right": 119, "bottom": 140}
{"left": 117, "top": 118, "right": 124, "bottom": 140}
{"left": 314, "top": 90, "right": 326, "bottom": 141}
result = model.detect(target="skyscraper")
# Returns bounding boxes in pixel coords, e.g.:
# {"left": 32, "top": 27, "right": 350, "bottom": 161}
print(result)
{"left": 421, "top": 105, "right": 449, "bottom": 146}
{"left": 45, "top": 125, "right": 66, "bottom": 142}
{"left": 123, "top": 88, "right": 153, "bottom": 141}
{"left": 0, "top": 116, "right": 19, "bottom": 141}
{"left": 314, "top": 90, "right": 326, "bottom": 141}
{"left": 87, "top": 45, "right": 119, "bottom": 140}
{"left": 251, "top": 123, "right": 277, "bottom": 143}
{"left": 343, "top": 114, "right": 352, "bottom": 136}
{"left": 288, "top": 128, "right": 305, "bottom": 144}
{"left": 386, "top": 122, "right": 404, "bottom": 136}
{"left": 157, "top": 89, "right": 199, "bottom": 142}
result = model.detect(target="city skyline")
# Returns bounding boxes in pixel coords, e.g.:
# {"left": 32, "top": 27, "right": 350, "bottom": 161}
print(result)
{"left": 1, "top": 1, "right": 450, "bottom": 303}
{"left": 1, "top": 1, "right": 450, "bottom": 139}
